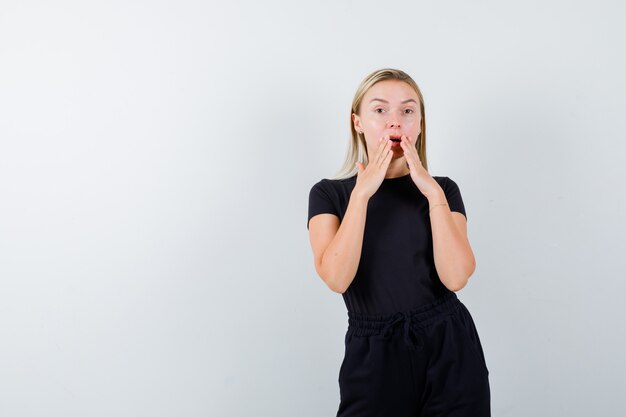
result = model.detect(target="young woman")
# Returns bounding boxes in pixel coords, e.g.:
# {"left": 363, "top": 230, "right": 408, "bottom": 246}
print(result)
{"left": 307, "top": 68, "right": 491, "bottom": 416}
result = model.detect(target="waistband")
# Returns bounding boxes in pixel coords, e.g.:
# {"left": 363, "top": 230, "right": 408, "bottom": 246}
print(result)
{"left": 346, "top": 291, "right": 461, "bottom": 350}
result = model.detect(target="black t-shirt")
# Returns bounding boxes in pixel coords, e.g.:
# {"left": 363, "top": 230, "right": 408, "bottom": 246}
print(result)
{"left": 307, "top": 173, "right": 467, "bottom": 316}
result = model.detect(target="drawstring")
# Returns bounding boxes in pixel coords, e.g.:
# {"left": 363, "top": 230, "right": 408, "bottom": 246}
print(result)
{"left": 381, "top": 311, "right": 424, "bottom": 350}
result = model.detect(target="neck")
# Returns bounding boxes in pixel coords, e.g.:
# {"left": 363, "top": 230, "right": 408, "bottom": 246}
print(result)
{"left": 385, "top": 158, "right": 410, "bottom": 178}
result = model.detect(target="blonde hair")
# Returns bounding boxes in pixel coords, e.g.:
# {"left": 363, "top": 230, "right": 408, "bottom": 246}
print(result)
{"left": 331, "top": 68, "right": 428, "bottom": 180}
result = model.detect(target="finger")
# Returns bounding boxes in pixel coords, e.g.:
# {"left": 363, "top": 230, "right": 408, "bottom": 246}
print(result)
{"left": 377, "top": 136, "right": 388, "bottom": 154}
{"left": 379, "top": 139, "right": 393, "bottom": 167}
{"left": 372, "top": 137, "right": 384, "bottom": 165}
{"left": 378, "top": 138, "right": 392, "bottom": 166}
{"left": 378, "top": 136, "right": 387, "bottom": 148}
{"left": 404, "top": 136, "right": 421, "bottom": 162}
{"left": 375, "top": 135, "right": 391, "bottom": 164}
{"left": 381, "top": 143, "right": 394, "bottom": 168}
{"left": 402, "top": 135, "right": 417, "bottom": 155}
{"left": 401, "top": 141, "right": 415, "bottom": 167}
{"left": 372, "top": 136, "right": 385, "bottom": 165}
{"left": 400, "top": 137, "right": 410, "bottom": 155}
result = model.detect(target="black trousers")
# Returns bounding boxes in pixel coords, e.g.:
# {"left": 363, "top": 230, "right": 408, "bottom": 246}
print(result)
{"left": 336, "top": 291, "right": 490, "bottom": 417}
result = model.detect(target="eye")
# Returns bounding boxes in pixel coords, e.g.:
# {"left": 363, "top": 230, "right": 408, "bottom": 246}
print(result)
{"left": 375, "top": 108, "right": 385, "bottom": 114}
{"left": 404, "top": 109, "right": 414, "bottom": 114}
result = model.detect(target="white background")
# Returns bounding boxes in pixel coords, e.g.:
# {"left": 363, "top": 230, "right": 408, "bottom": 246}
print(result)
{"left": 1, "top": 0, "right": 625, "bottom": 416}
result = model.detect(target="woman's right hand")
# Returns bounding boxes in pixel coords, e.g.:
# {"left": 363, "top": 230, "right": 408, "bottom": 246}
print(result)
{"left": 353, "top": 136, "right": 394, "bottom": 200}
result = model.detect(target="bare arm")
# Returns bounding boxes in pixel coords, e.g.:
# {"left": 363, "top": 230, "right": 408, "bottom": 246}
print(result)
{"left": 428, "top": 189, "right": 476, "bottom": 291}
{"left": 308, "top": 137, "right": 394, "bottom": 294}
{"left": 308, "top": 189, "right": 370, "bottom": 294}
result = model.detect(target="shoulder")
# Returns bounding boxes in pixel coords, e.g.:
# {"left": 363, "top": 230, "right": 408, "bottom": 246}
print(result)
{"left": 308, "top": 176, "right": 356, "bottom": 229}
{"left": 310, "top": 175, "right": 357, "bottom": 193}
{"left": 433, "top": 175, "right": 467, "bottom": 218}
{"left": 432, "top": 175, "right": 462, "bottom": 192}
{"left": 432, "top": 175, "right": 458, "bottom": 185}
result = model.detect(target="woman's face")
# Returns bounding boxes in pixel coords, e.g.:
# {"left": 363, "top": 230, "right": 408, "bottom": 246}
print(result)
{"left": 352, "top": 79, "right": 422, "bottom": 159}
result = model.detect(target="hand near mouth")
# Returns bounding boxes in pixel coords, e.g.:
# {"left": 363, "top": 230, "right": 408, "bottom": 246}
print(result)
{"left": 399, "top": 135, "right": 442, "bottom": 199}
{"left": 353, "top": 136, "right": 395, "bottom": 200}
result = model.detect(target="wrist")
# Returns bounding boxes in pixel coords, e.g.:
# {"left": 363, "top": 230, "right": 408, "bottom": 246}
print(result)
{"left": 428, "top": 202, "right": 449, "bottom": 215}
{"left": 351, "top": 187, "right": 371, "bottom": 203}
{"left": 426, "top": 189, "right": 446, "bottom": 204}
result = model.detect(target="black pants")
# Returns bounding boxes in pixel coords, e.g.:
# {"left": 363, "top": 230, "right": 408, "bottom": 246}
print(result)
{"left": 336, "top": 291, "right": 490, "bottom": 417}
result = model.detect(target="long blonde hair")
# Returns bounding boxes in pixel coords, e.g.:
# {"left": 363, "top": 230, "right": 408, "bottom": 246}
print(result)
{"left": 332, "top": 68, "right": 428, "bottom": 180}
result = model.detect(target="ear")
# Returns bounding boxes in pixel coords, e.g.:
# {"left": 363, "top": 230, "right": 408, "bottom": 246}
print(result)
{"left": 352, "top": 113, "right": 363, "bottom": 133}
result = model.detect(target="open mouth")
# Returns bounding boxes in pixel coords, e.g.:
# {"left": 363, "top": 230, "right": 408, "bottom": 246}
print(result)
{"left": 390, "top": 137, "right": 401, "bottom": 143}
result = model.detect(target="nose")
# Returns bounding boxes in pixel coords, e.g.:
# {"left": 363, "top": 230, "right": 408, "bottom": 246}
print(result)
{"left": 387, "top": 115, "right": 401, "bottom": 128}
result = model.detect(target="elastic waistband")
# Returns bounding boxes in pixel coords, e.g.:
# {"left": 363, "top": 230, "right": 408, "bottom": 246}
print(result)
{"left": 347, "top": 291, "right": 461, "bottom": 338}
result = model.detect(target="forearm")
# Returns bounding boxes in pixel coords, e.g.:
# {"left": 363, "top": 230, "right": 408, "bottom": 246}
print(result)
{"left": 428, "top": 190, "right": 475, "bottom": 291}
{"left": 320, "top": 190, "right": 369, "bottom": 294}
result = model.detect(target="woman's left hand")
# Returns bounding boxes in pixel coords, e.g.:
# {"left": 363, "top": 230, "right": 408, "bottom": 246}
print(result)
{"left": 400, "top": 135, "right": 442, "bottom": 199}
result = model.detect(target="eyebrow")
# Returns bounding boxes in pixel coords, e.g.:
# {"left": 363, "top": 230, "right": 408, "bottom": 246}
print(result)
{"left": 369, "top": 98, "right": 418, "bottom": 105}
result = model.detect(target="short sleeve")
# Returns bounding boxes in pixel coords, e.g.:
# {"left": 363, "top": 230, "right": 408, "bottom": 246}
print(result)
{"left": 307, "top": 180, "right": 340, "bottom": 230}
{"left": 443, "top": 177, "right": 467, "bottom": 220}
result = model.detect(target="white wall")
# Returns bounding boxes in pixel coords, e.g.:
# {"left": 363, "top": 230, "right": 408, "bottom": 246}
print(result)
{"left": 1, "top": 0, "right": 625, "bottom": 416}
